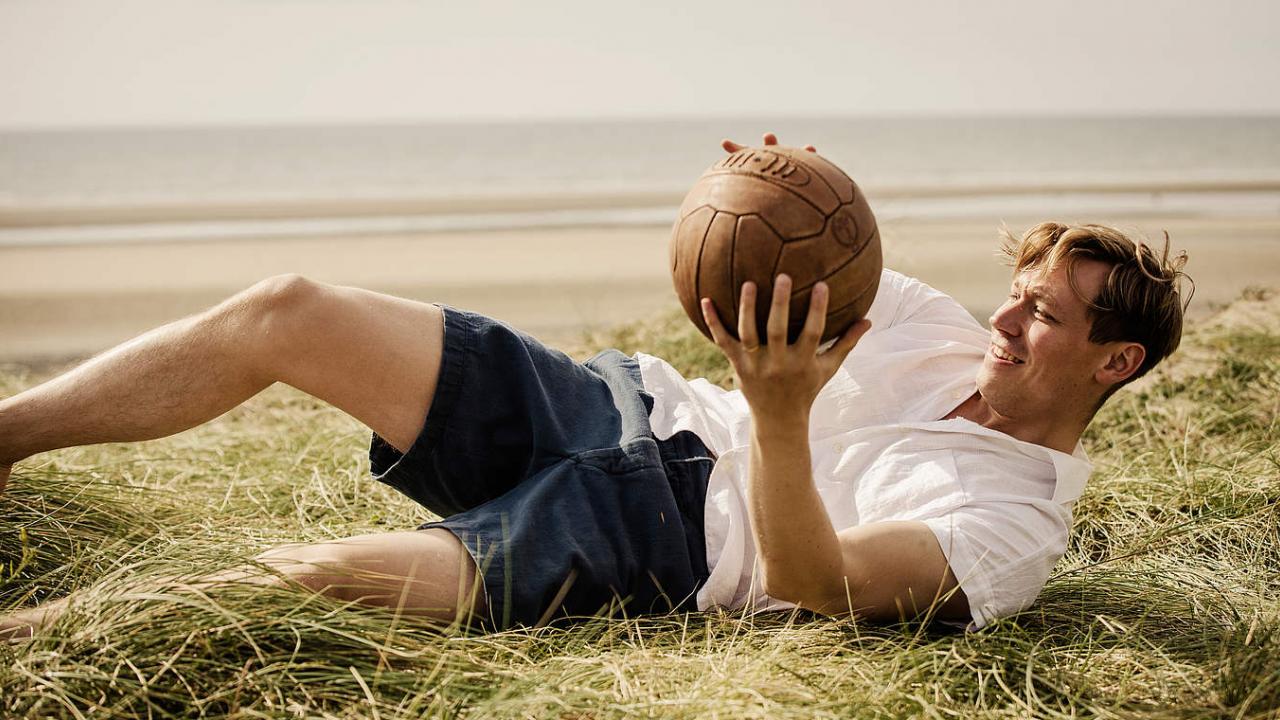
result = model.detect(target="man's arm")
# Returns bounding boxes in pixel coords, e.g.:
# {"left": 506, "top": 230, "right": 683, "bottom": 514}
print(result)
{"left": 830, "top": 521, "right": 970, "bottom": 620}
{"left": 748, "top": 412, "right": 969, "bottom": 620}
{"left": 701, "top": 274, "right": 968, "bottom": 623}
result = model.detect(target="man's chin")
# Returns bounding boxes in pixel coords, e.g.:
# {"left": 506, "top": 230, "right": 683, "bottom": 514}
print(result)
{"left": 975, "top": 367, "right": 1007, "bottom": 404}
{"left": 977, "top": 357, "right": 1001, "bottom": 384}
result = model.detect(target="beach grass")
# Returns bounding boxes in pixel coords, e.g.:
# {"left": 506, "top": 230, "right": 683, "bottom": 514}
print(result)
{"left": 2, "top": 290, "right": 1278, "bottom": 719}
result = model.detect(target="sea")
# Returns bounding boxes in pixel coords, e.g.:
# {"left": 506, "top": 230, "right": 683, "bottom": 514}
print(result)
{"left": 2, "top": 116, "right": 1279, "bottom": 247}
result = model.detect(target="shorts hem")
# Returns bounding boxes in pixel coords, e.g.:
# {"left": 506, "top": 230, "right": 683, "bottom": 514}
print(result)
{"left": 368, "top": 304, "right": 477, "bottom": 502}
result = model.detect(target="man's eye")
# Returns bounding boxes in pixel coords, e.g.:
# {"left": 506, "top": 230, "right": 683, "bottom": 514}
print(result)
{"left": 1035, "top": 306, "right": 1056, "bottom": 322}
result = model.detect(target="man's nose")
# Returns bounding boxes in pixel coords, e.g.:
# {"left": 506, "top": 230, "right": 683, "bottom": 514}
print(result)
{"left": 989, "top": 301, "right": 1023, "bottom": 336}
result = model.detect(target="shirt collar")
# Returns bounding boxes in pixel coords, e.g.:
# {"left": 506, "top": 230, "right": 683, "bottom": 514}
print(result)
{"left": 905, "top": 417, "right": 1094, "bottom": 504}
{"left": 1045, "top": 444, "right": 1092, "bottom": 504}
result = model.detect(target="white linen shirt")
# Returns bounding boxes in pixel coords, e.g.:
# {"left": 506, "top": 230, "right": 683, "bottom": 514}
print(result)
{"left": 636, "top": 268, "right": 1092, "bottom": 629}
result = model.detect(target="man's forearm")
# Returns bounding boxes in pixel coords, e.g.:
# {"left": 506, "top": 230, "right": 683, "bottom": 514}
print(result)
{"left": 747, "top": 413, "right": 844, "bottom": 603}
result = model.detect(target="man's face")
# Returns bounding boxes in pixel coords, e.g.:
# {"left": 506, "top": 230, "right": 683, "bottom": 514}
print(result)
{"left": 976, "top": 258, "right": 1115, "bottom": 421}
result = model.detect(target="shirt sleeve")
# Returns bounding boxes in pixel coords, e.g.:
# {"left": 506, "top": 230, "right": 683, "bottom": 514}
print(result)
{"left": 868, "top": 268, "right": 988, "bottom": 334}
{"left": 827, "top": 270, "right": 989, "bottom": 425}
{"left": 921, "top": 500, "right": 1071, "bottom": 630}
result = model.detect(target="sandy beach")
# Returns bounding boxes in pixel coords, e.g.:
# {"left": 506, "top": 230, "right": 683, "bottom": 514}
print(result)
{"left": 2, "top": 214, "right": 1278, "bottom": 366}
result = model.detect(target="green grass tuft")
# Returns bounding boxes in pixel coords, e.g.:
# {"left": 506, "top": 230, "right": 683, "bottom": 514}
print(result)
{"left": 2, "top": 291, "right": 1279, "bottom": 718}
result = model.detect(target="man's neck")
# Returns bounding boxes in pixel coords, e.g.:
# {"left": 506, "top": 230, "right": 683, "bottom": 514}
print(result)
{"left": 944, "top": 391, "right": 1086, "bottom": 455}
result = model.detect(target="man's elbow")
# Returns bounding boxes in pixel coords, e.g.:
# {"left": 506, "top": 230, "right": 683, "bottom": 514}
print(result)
{"left": 762, "top": 561, "right": 919, "bottom": 620}
{"left": 760, "top": 568, "right": 863, "bottom": 616}
{"left": 760, "top": 571, "right": 801, "bottom": 605}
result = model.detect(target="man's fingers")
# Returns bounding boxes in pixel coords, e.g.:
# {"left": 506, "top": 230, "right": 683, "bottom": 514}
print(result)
{"left": 737, "top": 282, "right": 761, "bottom": 350}
{"left": 800, "top": 282, "right": 830, "bottom": 350}
{"left": 700, "top": 298, "right": 736, "bottom": 354}
{"left": 726, "top": 134, "right": 815, "bottom": 153}
{"left": 766, "top": 274, "right": 792, "bottom": 346}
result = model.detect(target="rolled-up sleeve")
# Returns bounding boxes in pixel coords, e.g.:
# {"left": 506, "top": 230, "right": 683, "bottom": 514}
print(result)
{"left": 922, "top": 500, "right": 1071, "bottom": 630}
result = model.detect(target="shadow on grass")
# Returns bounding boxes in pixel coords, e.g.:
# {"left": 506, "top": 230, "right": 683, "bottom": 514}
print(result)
{"left": 1, "top": 470, "right": 182, "bottom": 606}
{"left": 1, "top": 580, "right": 491, "bottom": 718}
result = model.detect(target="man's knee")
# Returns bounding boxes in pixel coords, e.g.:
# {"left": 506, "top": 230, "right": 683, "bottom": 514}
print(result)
{"left": 242, "top": 273, "right": 323, "bottom": 318}
{"left": 217, "top": 273, "right": 326, "bottom": 351}
{"left": 255, "top": 543, "right": 356, "bottom": 598}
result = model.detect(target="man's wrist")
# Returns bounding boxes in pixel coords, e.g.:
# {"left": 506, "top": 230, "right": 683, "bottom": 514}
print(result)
{"left": 751, "top": 410, "right": 810, "bottom": 444}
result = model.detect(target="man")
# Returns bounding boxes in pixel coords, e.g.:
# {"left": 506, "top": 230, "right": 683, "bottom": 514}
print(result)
{"left": 0, "top": 134, "right": 1190, "bottom": 638}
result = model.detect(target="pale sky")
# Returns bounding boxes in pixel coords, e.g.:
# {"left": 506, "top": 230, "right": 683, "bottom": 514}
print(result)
{"left": 1, "top": 0, "right": 1277, "bottom": 128}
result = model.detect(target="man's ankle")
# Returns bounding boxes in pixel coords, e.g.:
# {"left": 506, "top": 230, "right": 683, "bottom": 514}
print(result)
{"left": 0, "top": 617, "right": 35, "bottom": 642}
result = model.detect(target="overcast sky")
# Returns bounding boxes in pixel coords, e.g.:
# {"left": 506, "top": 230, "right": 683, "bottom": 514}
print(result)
{"left": 1, "top": 0, "right": 1277, "bottom": 128}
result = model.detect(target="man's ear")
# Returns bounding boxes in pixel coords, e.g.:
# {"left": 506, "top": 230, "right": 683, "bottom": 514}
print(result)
{"left": 1096, "top": 342, "right": 1146, "bottom": 387}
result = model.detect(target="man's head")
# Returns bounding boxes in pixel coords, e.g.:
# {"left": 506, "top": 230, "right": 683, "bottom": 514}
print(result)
{"left": 976, "top": 222, "right": 1191, "bottom": 428}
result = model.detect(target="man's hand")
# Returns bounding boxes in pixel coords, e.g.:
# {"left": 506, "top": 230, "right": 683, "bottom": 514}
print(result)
{"left": 699, "top": 275, "right": 870, "bottom": 419}
{"left": 721, "top": 132, "right": 817, "bottom": 154}
{"left": 701, "top": 277, "right": 867, "bottom": 611}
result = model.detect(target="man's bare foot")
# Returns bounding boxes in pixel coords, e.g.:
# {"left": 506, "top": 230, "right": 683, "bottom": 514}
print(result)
{"left": 1, "top": 604, "right": 47, "bottom": 642}
{"left": 0, "top": 616, "right": 35, "bottom": 643}
{"left": 1, "top": 596, "right": 70, "bottom": 642}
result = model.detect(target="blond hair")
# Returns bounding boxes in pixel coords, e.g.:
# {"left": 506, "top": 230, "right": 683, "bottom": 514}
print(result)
{"left": 1000, "top": 222, "right": 1193, "bottom": 392}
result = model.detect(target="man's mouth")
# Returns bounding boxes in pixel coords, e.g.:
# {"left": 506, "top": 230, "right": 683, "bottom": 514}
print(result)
{"left": 990, "top": 345, "right": 1025, "bottom": 364}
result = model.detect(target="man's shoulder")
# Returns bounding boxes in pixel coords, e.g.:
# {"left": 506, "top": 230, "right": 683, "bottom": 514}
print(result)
{"left": 866, "top": 268, "right": 984, "bottom": 336}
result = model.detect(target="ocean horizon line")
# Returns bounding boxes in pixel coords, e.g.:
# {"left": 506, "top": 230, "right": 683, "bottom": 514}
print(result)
{"left": 4, "top": 111, "right": 1279, "bottom": 134}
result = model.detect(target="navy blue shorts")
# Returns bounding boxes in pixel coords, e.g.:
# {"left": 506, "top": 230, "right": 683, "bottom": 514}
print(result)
{"left": 368, "top": 306, "right": 713, "bottom": 629}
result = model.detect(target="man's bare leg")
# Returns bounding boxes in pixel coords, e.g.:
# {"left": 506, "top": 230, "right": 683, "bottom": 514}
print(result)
{"left": 0, "top": 274, "right": 444, "bottom": 473}
{"left": 0, "top": 528, "right": 485, "bottom": 640}
{"left": 0, "top": 276, "right": 492, "bottom": 640}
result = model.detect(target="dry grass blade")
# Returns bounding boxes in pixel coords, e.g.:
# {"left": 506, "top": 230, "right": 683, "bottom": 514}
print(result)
{"left": 1, "top": 288, "right": 1278, "bottom": 718}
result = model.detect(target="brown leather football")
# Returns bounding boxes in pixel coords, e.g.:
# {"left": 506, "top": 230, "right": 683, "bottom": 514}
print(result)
{"left": 670, "top": 145, "right": 882, "bottom": 344}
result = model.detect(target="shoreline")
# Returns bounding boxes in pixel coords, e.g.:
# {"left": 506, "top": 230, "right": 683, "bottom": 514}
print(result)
{"left": 4, "top": 177, "right": 1280, "bottom": 229}
{"left": 2, "top": 215, "right": 1278, "bottom": 366}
